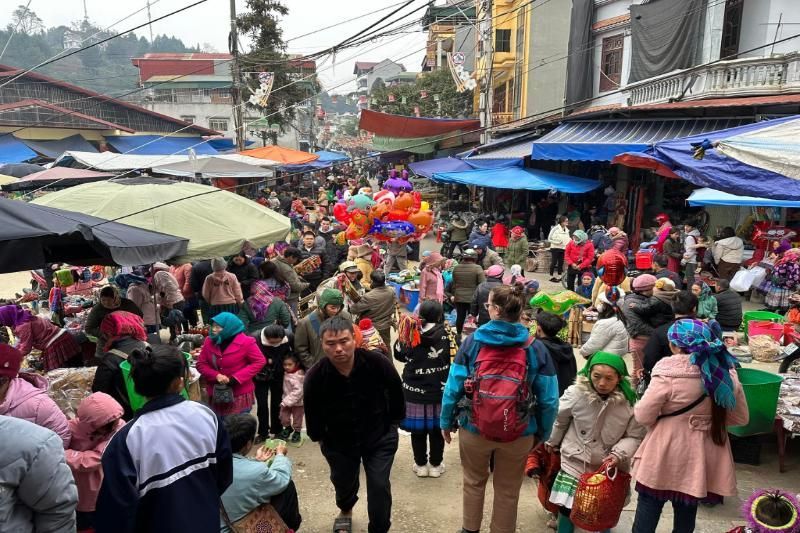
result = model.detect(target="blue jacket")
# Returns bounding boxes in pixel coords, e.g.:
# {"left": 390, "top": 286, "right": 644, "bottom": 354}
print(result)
{"left": 220, "top": 454, "right": 292, "bottom": 532}
{"left": 468, "top": 228, "right": 494, "bottom": 251}
{"left": 440, "top": 320, "right": 559, "bottom": 440}
{"left": 95, "top": 395, "right": 233, "bottom": 533}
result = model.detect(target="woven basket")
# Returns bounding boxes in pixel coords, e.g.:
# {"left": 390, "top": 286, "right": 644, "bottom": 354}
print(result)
{"left": 749, "top": 334, "right": 781, "bottom": 363}
{"left": 534, "top": 251, "right": 552, "bottom": 274}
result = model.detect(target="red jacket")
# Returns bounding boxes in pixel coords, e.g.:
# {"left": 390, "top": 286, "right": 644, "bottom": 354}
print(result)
{"left": 564, "top": 240, "right": 595, "bottom": 270}
{"left": 491, "top": 223, "right": 509, "bottom": 248}
{"left": 196, "top": 333, "right": 265, "bottom": 398}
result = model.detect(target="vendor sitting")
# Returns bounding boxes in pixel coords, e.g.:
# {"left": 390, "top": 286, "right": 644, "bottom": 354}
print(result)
{"left": 0, "top": 304, "right": 83, "bottom": 371}
{"left": 84, "top": 286, "right": 142, "bottom": 355}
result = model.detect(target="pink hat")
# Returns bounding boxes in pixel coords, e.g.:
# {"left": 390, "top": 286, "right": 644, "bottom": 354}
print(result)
{"left": 423, "top": 252, "right": 444, "bottom": 266}
{"left": 632, "top": 274, "right": 657, "bottom": 291}
{"left": 607, "top": 227, "right": 620, "bottom": 236}
{"left": 486, "top": 265, "right": 504, "bottom": 278}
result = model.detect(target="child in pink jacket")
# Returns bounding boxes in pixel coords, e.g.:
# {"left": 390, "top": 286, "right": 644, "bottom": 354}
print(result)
{"left": 66, "top": 392, "right": 125, "bottom": 531}
{"left": 278, "top": 353, "right": 304, "bottom": 444}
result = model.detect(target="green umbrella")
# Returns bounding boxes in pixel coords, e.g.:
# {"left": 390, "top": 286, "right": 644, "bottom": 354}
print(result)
{"left": 32, "top": 177, "right": 290, "bottom": 263}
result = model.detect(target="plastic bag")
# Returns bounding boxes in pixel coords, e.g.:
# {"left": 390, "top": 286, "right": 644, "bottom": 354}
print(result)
{"left": 46, "top": 367, "right": 97, "bottom": 418}
{"left": 730, "top": 269, "right": 756, "bottom": 292}
{"left": 750, "top": 266, "right": 769, "bottom": 288}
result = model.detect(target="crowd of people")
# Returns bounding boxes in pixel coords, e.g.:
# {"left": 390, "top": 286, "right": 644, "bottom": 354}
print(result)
{"left": 2, "top": 181, "right": 800, "bottom": 533}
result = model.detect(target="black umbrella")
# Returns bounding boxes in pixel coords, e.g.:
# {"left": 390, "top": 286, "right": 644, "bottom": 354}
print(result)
{"left": 0, "top": 197, "right": 189, "bottom": 273}
{"left": 0, "top": 163, "right": 46, "bottom": 177}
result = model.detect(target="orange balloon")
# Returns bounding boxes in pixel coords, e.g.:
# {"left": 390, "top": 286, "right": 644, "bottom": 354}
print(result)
{"left": 393, "top": 192, "right": 414, "bottom": 211}
{"left": 407, "top": 209, "right": 433, "bottom": 231}
{"left": 368, "top": 202, "right": 390, "bottom": 224}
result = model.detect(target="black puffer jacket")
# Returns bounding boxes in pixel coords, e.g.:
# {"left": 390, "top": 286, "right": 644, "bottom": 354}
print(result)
{"left": 622, "top": 293, "right": 658, "bottom": 338}
{"left": 471, "top": 277, "right": 503, "bottom": 325}
{"left": 714, "top": 289, "right": 743, "bottom": 330}
{"left": 393, "top": 323, "right": 454, "bottom": 404}
{"left": 227, "top": 255, "right": 259, "bottom": 299}
{"left": 537, "top": 337, "right": 576, "bottom": 396}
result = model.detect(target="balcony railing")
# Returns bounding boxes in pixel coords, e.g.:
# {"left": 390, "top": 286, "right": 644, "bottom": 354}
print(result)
{"left": 625, "top": 53, "right": 800, "bottom": 106}
{"left": 492, "top": 112, "right": 514, "bottom": 125}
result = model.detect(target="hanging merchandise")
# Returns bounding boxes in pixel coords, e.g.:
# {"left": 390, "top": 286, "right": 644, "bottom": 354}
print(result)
{"left": 447, "top": 53, "right": 478, "bottom": 92}
{"left": 248, "top": 72, "right": 275, "bottom": 108}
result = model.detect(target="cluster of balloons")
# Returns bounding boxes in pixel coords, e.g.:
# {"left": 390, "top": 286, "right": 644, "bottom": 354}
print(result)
{"left": 332, "top": 174, "right": 434, "bottom": 243}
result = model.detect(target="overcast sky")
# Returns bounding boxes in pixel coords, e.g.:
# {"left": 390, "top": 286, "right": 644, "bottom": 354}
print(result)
{"left": 0, "top": 0, "right": 428, "bottom": 93}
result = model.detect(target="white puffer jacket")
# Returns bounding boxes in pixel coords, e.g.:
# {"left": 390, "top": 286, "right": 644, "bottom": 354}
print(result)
{"left": 548, "top": 225, "right": 571, "bottom": 250}
{"left": 712, "top": 236, "right": 744, "bottom": 264}
{"left": 579, "top": 317, "right": 630, "bottom": 358}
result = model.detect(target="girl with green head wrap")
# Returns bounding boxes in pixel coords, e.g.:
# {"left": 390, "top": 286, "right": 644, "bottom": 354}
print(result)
{"left": 579, "top": 352, "right": 638, "bottom": 406}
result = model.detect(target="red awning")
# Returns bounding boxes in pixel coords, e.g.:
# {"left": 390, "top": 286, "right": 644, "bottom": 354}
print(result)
{"left": 359, "top": 109, "right": 480, "bottom": 139}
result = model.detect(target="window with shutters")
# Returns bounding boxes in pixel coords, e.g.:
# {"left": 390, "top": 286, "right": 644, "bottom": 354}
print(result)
{"left": 495, "top": 29, "right": 511, "bottom": 53}
{"left": 600, "top": 34, "right": 624, "bottom": 92}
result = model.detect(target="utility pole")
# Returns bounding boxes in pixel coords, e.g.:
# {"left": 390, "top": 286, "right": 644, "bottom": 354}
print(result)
{"left": 146, "top": 0, "right": 155, "bottom": 44}
{"left": 481, "top": 0, "right": 493, "bottom": 144}
{"left": 229, "top": 0, "right": 245, "bottom": 151}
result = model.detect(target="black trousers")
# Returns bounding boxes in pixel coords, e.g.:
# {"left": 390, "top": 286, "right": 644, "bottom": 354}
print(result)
{"left": 321, "top": 430, "right": 399, "bottom": 533}
{"left": 550, "top": 249, "right": 565, "bottom": 276}
{"left": 566, "top": 266, "right": 582, "bottom": 292}
{"left": 410, "top": 429, "right": 444, "bottom": 467}
{"left": 254, "top": 378, "right": 283, "bottom": 437}
{"left": 454, "top": 302, "right": 471, "bottom": 336}
{"left": 270, "top": 480, "right": 303, "bottom": 531}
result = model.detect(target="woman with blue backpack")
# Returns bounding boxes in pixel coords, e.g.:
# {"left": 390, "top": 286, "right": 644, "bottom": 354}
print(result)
{"left": 441, "top": 284, "right": 560, "bottom": 533}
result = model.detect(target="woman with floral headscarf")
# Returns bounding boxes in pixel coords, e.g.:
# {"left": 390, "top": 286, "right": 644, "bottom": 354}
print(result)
{"left": 691, "top": 281, "right": 718, "bottom": 320}
{"left": 631, "top": 319, "right": 749, "bottom": 533}
{"left": 564, "top": 230, "right": 595, "bottom": 292}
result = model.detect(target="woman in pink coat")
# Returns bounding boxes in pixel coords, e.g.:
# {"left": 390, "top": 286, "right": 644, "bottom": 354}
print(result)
{"left": 196, "top": 312, "right": 265, "bottom": 417}
{"left": 0, "top": 344, "right": 70, "bottom": 447}
{"left": 66, "top": 392, "right": 125, "bottom": 530}
{"left": 631, "top": 319, "right": 749, "bottom": 533}
{"left": 419, "top": 252, "right": 445, "bottom": 304}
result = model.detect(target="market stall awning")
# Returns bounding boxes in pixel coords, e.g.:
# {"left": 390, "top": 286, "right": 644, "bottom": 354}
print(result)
{"left": 151, "top": 156, "right": 274, "bottom": 179}
{"left": 408, "top": 157, "right": 473, "bottom": 179}
{"left": 0, "top": 174, "right": 18, "bottom": 186}
{"left": 359, "top": 109, "right": 480, "bottom": 138}
{"left": 104, "top": 135, "right": 219, "bottom": 156}
{"left": 687, "top": 187, "right": 800, "bottom": 208}
{"left": 431, "top": 166, "right": 601, "bottom": 193}
{"left": 277, "top": 161, "right": 332, "bottom": 173}
{"left": 0, "top": 197, "right": 188, "bottom": 272}
{"left": 55, "top": 151, "right": 197, "bottom": 171}
{"left": 20, "top": 134, "right": 97, "bottom": 159}
{"left": 240, "top": 145, "right": 318, "bottom": 164}
{"left": 531, "top": 118, "right": 750, "bottom": 162}
{"left": 612, "top": 115, "right": 800, "bottom": 200}
{"left": 0, "top": 162, "right": 44, "bottom": 177}
{"left": 3, "top": 167, "right": 113, "bottom": 191}
{"left": 0, "top": 135, "right": 38, "bottom": 164}
{"left": 371, "top": 134, "right": 439, "bottom": 155}
{"left": 314, "top": 150, "right": 350, "bottom": 162}
{"left": 32, "top": 177, "right": 290, "bottom": 263}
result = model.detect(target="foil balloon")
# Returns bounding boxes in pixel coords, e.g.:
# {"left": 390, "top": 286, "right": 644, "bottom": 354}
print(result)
{"left": 596, "top": 250, "right": 627, "bottom": 287}
{"left": 394, "top": 192, "right": 414, "bottom": 211}
{"left": 530, "top": 291, "right": 591, "bottom": 315}
{"left": 332, "top": 202, "right": 351, "bottom": 224}
{"left": 411, "top": 191, "right": 421, "bottom": 210}
{"left": 420, "top": 201, "right": 430, "bottom": 211}
{"left": 407, "top": 209, "right": 434, "bottom": 233}
{"left": 345, "top": 211, "right": 371, "bottom": 240}
{"left": 346, "top": 193, "right": 376, "bottom": 213}
{"left": 370, "top": 220, "right": 415, "bottom": 240}
{"left": 373, "top": 189, "right": 395, "bottom": 205}
{"left": 368, "top": 202, "right": 391, "bottom": 224}
{"left": 384, "top": 176, "right": 413, "bottom": 195}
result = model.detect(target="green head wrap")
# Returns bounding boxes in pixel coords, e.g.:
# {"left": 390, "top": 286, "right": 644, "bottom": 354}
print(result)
{"left": 579, "top": 351, "right": 637, "bottom": 405}
{"left": 319, "top": 288, "right": 344, "bottom": 309}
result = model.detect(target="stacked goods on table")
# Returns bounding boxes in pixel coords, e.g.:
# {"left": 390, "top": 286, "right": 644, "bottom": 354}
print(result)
{"left": 46, "top": 367, "right": 97, "bottom": 418}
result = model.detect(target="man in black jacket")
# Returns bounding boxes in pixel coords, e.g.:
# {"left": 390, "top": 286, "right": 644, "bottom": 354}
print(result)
{"left": 643, "top": 291, "right": 698, "bottom": 382}
{"left": 190, "top": 260, "right": 213, "bottom": 323}
{"left": 713, "top": 279, "right": 743, "bottom": 331}
{"left": 303, "top": 316, "right": 404, "bottom": 533}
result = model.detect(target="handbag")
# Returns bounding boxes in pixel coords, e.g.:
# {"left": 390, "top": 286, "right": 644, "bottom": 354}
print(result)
{"left": 570, "top": 463, "right": 631, "bottom": 531}
{"left": 212, "top": 353, "right": 235, "bottom": 404}
{"left": 220, "top": 500, "right": 289, "bottom": 533}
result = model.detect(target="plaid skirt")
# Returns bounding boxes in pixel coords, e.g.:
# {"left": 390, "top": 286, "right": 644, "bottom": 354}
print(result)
{"left": 400, "top": 402, "right": 441, "bottom": 432}
{"left": 549, "top": 470, "right": 580, "bottom": 509}
{"left": 42, "top": 331, "right": 81, "bottom": 372}
{"left": 211, "top": 391, "right": 255, "bottom": 416}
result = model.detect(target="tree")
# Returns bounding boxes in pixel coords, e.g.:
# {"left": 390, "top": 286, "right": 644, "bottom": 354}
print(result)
{"left": 369, "top": 68, "right": 473, "bottom": 118}
{"left": 237, "top": 0, "right": 317, "bottom": 145}
{"left": 9, "top": 4, "right": 44, "bottom": 35}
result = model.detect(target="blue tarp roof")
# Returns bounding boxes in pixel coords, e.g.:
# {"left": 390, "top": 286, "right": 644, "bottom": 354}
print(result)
{"left": 531, "top": 118, "right": 750, "bottom": 162}
{"left": 431, "top": 166, "right": 601, "bottom": 193}
{"left": 687, "top": 187, "right": 800, "bottom": 208}
{"left": 314, "top": 150, "right": 350, "bottom": 162}
{"left": 0, "top": 135, "right": 38, "bottom": 164}
{"left": 206, "top": 138, "right": 255, "bottom": 152}
{"left": 104, "top": 135, "right": 219, "bottom": 156}
{"left": 277, "top": 160, "right": 332, "bottom": 173}
{"left": 408, "top": 157, "right": 472, "bottom": 178}
{"left": 20, "top": 135, "right": 97, "bottom": 159}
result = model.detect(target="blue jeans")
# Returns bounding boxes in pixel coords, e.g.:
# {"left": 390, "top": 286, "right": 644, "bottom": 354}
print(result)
{"left": 632, "top": 491, "right": 698, "bottom": 533}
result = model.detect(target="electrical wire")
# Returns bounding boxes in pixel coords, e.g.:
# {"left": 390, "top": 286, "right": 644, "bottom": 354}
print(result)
{"left": 0, "top": 0, "right": 34, "bottom": 60}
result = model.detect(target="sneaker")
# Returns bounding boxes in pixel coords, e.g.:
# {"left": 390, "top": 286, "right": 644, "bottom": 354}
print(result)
{"left": 278, "top": 427, "right": 292, "bottom": 440}
{"left": 412, "top": 463, "right": 429, "bottom": 477}
{"left": 428, "top": 463, "right": 445, "bottom": 478}
{"left": 290, "top": 431, "right": 302, "bottom": 444}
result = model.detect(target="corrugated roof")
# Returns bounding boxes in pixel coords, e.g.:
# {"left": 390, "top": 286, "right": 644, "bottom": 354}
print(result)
{"left": 135, "top": 53, "right": 232, "bottom": 60}
{"left": 466, "top": 139, "right": 535, "bottom": 160}
{"left": 631, "top": 94, "right": 800, "bottom": 110}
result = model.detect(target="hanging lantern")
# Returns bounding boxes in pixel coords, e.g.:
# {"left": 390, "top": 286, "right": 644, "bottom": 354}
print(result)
{"left": 388, "top": 93, "right": 396, "bottom": 102}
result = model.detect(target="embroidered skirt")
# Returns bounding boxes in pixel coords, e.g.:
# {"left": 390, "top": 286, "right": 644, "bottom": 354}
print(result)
{"left": 400, "top": 401, "right": 441, "bottom": 432}
{"left": 549, "top": 470, "right": 580, "bottom": 509}
{"left": 42, "top": 331, "right": 81, "bottom": 372}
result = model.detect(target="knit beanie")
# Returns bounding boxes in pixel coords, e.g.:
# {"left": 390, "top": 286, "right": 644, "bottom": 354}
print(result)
{"left": 319, "top": 288, "right": 344, "bottom": 309}
{"left": 211, "top": 257, "right": 227, "bottom": 271}
{"left": 632, "top": 274, "right": 657, "bottom": 292}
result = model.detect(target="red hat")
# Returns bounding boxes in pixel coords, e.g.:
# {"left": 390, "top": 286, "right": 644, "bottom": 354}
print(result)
{"left": 0, "top": 344, "right": 23, "bottom": 378}
{"left": 511, "top": 226, "right": 525, "bottom": 237}
{"left": 654, "top": 213, "right": 670, "bottom": 224}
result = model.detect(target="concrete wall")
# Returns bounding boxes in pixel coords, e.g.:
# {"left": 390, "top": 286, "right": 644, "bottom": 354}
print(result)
{"left": 739, "top": 0, "right": 800, "bottom": 58}
{"left": 526, "top": 0, "right": 570, "bottom": 117}
{"left": 455, "top": 26, "right": 476, "bottom": 71}
{"left": 366, "top": 61, "right": 405, "bottom": 94}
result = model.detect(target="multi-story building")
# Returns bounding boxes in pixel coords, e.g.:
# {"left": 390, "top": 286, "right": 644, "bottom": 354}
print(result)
{"left": 353, "top": 59, "right": 406, "bottom": 96}
{"left": 421, "top": 1, "right": 477, "bottom": 71}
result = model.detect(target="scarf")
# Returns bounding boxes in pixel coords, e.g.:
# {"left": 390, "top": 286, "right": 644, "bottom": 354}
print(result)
{"left": 579, "top": 351, "right": 637, "bottom": 406}
{"left": 573, "top": 229, "right": 588, "bottom": 245}
{"left": 698, "top": 281, "right": 713, "bottom": 300}
{"left": 0, "top": 305, "right": 33, "bottom": 328}
{"left": 667, "top": 319, "right": 738, "bottom": 409}
{"left": 100, "top": 311, "right": 147, "bottom": 351}
{"left": 247, "top": 280, "right": 276, "bottom": 322}
{"left": 209, "top": 312, "right": 245, "bottom": 345}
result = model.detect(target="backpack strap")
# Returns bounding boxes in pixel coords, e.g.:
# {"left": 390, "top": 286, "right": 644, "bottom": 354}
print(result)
{"left": 107, "top": 348, "right": 129, "bottom": 360}
{"left": 657, "top": 394, "right": 708, "bottom": 420}
{"left": 308, "top": 311, "right": 322, "bottom": 336}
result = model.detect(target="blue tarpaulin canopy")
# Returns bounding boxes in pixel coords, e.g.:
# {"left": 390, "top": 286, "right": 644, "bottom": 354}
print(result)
{"left": 531, "top": 118, "right": 750, "bottom": 162}
{"left": 688, "top": 187, "right": 800, "bottom": 207}
{"left": 408, "top": 157, "right": 473, "bottom": 179}
{"left": 314, "top": 150, "right": 350, "bottom": 162}
{"left": 613, "top": 115, "right": 800, "bottom": 200}
{"left": 277, "top": 160, "right": 332, "bottom": 173}
{"left": 104, "top": 135, "right": 218, "bottom": 156}
{"left": 205, "top": 138, "right": 255, "bottom": 152}
{"left": 0, "top": 135, "right": 38, "bottom": 164}
{"left": 20, "top": 135, "right": 97, "bottom": 159}
{"left": 431, "top": 166, "right": 600, "bottom": 193}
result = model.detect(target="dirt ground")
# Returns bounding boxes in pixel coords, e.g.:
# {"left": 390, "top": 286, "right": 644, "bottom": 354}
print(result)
{"left": 1, "top": 238, "right": 798, "bottom": 532}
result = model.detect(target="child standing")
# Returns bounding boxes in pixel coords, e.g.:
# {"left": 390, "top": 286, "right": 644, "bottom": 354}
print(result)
{"left": 253, "top": 325, "right": 294, "bottom": 441}
{"left": 535, "top": 312, "right": 576, "bottom": 396}
{"left": 66, "top": 392, "right": 126, "bottom": 531}
{"left": 545, "top": 352, "right": 646, "bottom": 533}
{"left": 278, "top": 354, "right": 305, "bottom": 443}
{"left": 662, "top": 228, "right": 684, "bottom": 275}
{"left": 692, "top": 281, "right": 719, "bottom": 320}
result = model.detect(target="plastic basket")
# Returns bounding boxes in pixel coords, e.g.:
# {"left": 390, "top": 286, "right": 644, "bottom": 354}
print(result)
{"left": 742, "top": 311, "right": 785, "bottom": 341}
{"left": 728, "top": 367, "right": 783, "bottom": 437}
{"left": 635, "top": 250, "right": 655, "bottom": 270}
{"left": 748, "top": 320, "right": 785, "bottom": 343}
{"left": 400, "top": 286, "right": 420, "bottom": 312}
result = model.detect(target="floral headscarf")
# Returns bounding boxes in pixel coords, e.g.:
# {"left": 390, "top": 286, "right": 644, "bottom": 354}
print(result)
{"left": 667, "top": 319, "right": 738, "bottom": 409}
{"left": 573, "top": 230, "right": 588, "bottom": 245}
{"left": 100, "top": 311, "right": 147, "bottom": 350}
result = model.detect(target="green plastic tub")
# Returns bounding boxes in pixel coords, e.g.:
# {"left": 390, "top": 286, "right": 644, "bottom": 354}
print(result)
{"left": 728, "top": 367, "right": 783, "bottom": 437}
{"left": 742, "top": 311, "right": 784, "bottom": 341}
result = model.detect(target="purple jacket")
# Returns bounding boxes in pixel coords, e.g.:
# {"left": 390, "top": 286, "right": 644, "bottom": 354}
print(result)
{"left": 0, "top": 373, "right": 70, "bottom": 448}
{"left": 196, "top": 334, "right": 265, "bottom": 398}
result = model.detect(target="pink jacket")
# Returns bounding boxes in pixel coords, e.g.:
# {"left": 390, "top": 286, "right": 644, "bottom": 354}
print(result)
{"left": 282, "top": 370, "right": 305, "bottom": 407}
{"left": 196, "top": 334, "right": 265, "bottom": 398}
{"left": 171, "top": 263, "right": 194, "bottom": 299}
{"left": 419, "top": 267, "right": 444, "bottom": 303}
{"left": 14, "top": 316, "right": 62, "bottom": 356}
{"left": 66, "top": 392, "right": 125, "bottom": 512}
{"left": 632, "top": 354, "right": 749, "bottom": 498}
{"left": 0, "top": 373, "right": 70, "bottom": 447}
{"left": 202, "top": 271, "right": 244, "bottom": 306}
{"left": 126, "top": 283, "right": 159, "bottom": 326}
{"left": 153, "top": 270, "right": 184, "bottom": 308}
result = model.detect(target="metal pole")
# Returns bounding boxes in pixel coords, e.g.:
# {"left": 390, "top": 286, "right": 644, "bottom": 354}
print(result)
{"left": 482, "top": 0, "right": 493, "bottom": 144}
{"left": 229, "top": 0, "right": 245, "bottom": 151}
